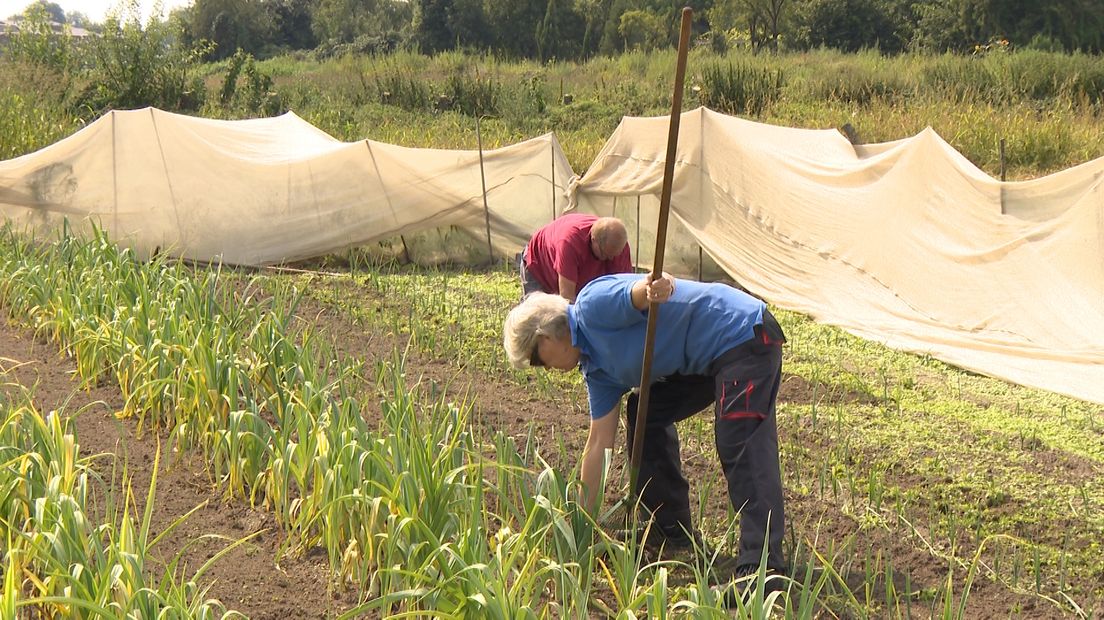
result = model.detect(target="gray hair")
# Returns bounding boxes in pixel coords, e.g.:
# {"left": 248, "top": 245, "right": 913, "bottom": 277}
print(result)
{"left": 503, "top": 292, "right": 571, "bottom": 368}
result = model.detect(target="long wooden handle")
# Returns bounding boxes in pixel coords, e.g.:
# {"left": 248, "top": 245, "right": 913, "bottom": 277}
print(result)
{"left": 628, "top": 7, "right": 694, "bottom": 494}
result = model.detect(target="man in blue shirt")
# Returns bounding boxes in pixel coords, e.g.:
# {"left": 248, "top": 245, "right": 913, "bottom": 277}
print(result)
{"left": 503, "top": 272, "right": 787, "bottom": 575}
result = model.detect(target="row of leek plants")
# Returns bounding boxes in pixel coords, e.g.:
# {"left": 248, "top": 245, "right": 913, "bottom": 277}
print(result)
{"left": 0, "top": 385, "right": 245, "bottom": 618}
{"left": 0, "top": 227, "right": 828, "bottom": 616}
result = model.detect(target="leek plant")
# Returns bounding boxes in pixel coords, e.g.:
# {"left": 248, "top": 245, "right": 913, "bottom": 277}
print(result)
{"left": 0, "top": 385, "right": 247, "bottom": 617}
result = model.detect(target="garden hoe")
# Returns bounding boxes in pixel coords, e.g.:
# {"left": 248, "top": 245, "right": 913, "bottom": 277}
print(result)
{"left": 602, "top": 6, "right": 694, "bottom": 540}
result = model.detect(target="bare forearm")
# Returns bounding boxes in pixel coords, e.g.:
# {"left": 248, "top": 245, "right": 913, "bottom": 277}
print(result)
{"left": 579, "top": 410, "right": 618, "bottom": 513}
{"left": 630, "top": 279, "right": 649, "bottom": 310}
{"left": 558, "top": 274, "right": 577, "bottom": 302}
{"left": 580, "top": 442, "right": 606, "bottom": 512}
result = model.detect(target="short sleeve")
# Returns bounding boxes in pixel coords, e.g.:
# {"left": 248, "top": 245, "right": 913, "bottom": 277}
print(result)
{"left": 575, "top": 276, "right": 646, "bottom": 330}
{"left": 586, "top": 375, "right": 629, "bottom": 419}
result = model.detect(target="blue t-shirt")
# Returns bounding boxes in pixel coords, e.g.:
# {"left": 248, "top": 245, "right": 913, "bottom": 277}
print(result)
{"left": 568, "top": 274, "right": 765, "bottom": 419}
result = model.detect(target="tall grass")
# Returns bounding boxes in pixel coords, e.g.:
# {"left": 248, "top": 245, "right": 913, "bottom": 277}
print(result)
{"left": 253, "top": 47, "right": 1103, "bottom": 179}
{"left": 6, "top": 46, "right": 1100, "bottom": 180}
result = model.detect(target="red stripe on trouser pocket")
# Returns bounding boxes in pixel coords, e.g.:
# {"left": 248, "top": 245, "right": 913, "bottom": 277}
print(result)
{"left": 720, "top": 380, "right": 763, "bottom": 420}
{"left": 721, "top": 411, "right": 766, "bottom": 420}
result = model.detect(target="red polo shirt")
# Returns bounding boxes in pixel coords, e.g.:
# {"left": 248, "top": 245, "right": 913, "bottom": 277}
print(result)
{"left": 525, "top": 213, "right": 633, "bottom": 294}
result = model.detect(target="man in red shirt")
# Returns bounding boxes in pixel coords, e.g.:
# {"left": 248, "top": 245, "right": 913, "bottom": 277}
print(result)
{"left": 520, "top": 213, "right": 633, "bottom": 301}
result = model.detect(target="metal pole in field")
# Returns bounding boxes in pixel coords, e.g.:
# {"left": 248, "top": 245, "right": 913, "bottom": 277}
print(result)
{"left": 476, "top": 114, "right": 494, "bottom": 264}
{"left": 628, "top": 6, "right": 694, "bottom": 495}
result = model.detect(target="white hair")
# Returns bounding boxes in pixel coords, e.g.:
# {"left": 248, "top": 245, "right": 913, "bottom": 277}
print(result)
{"left": 503, "top": 292, "right": 571, "bottom": 368}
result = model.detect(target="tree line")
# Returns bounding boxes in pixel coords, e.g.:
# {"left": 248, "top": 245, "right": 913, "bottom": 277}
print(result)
{"left": 12, "top": 0, "right": 1104, "bottom": 61}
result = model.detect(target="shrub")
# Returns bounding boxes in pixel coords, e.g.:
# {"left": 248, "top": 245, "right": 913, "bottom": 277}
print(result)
{"left": 79, "top": 10, "right": 212, "bottom": 112}
{"left": 216, "top": 50, "right": 283, "bottom": 117}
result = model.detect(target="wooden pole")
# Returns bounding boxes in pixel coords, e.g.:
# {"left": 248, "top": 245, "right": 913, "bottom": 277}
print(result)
{"left": 476, "top": 115, "right": 494, "bottom": 264}
{"left": 635, "top": 196, "right": 641, "bottom": 272}
{"left": 551, "top": 141, "right": 557, "bottom": 221}
{"left": 999, "top": 138, "right": 1006, "bottom": 181}
{"left": 628, "top": 7, "right": 694, "bottom": 496}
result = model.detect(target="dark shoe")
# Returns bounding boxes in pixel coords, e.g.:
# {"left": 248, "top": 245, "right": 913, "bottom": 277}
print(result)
{"left": 617, "top": 524, "right": 712, "bottom": 557}
{"left": 717, "top": 564, "right": 788, "bottom": 607}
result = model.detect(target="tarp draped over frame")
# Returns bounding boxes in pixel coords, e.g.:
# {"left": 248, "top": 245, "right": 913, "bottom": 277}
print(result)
{"left": 1, "top": 106, "right": 1101, "bottom": 405}
{"left": 573, "top": 107, "right": 1104, "bottom": 406}
{"left": 0, "top": 108, "right": 572, "bottom": 265}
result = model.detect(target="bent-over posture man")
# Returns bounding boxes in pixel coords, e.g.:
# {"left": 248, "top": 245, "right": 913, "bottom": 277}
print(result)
{"left": 520, "top": 213, "right": 632, "bottom": 301}
{"left": 503, "top": 273, "right": 787, "bottom": 575}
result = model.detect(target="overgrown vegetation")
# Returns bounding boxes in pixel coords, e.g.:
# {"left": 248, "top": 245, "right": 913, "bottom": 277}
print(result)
{"left": 3, "top": 26, "right": 1103, "bottom": 178}
{"left": 18, "top": 0, "right": 1098, "bottom": 59}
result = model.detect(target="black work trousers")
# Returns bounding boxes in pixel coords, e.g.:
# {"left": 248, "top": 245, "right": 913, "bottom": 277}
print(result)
{"left": 625, "top": 310, "right": 786, "bottom": 570}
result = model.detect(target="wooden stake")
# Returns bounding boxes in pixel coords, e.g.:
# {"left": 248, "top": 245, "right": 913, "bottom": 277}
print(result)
{"left": 476, "top": 115, "right": 494, "bottom": 264}
{"left": 628, "top": 7, "right": 694, "bottom": 496}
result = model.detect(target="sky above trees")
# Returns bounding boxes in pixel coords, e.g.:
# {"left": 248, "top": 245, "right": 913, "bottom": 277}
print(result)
{"left": 0, "top": 0, "right": 191, "bottom": 23}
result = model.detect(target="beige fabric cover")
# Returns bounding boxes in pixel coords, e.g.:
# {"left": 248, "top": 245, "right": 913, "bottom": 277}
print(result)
{"left": 0, "top": 108, "right": 571, "bottom": 265}
{"left": 2, "top": 106, "right": 1102, "bottom": 406}
{"left": 574, "top": 107, "right": 1104, "bottom": 406}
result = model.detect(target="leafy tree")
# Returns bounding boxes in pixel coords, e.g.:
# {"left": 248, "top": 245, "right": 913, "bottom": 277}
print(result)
{"left": 536, "top": 0, "right": 586, "bottom": 60}
{"left": 793, "top": 0, "right": 905, "bottom": 52}
{"left": 618, "top": 9, "right": 666, "bottom": 50}
{"left": 909, "top": 0, "right": 987, "bottom": 51}
{"left": 25, "top": 0, "right": 65, "bottom": 23}
{"left": 65, "top": 11, "right": 92, "bottom": 28}
{"left": 447, "top": 0, "right": 492, "bottom": 50}
{"left": 576, "top": 0, "right": 614, "bottom": 57}
{"left": 597, "top": 0, "right": 634, "bottom": 53}
{"left": 590, "top": 0, "right": 694, "bottom": 53}
{"left": 413, "top": 0, "right": 452, "bottom": 52}
{"left": 191, "top": 0, "right": 274, "bottom": 59}
{"left": 909, "top": 0, "right": 1103, "bottom": 53}
{"left": 267, "top": 0, "right": 317, "bottom": 49}
{"left": 484, "top": 0, "right": 546, "bottom": 57}
{"left": 4, "top": 3, "right": 74, "bottom": 70}
{"left": 312, "top": 0, "right": 412, "bottom": 45}
{"left": 709, "top": 0, "right": 791, "bottom": 51}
